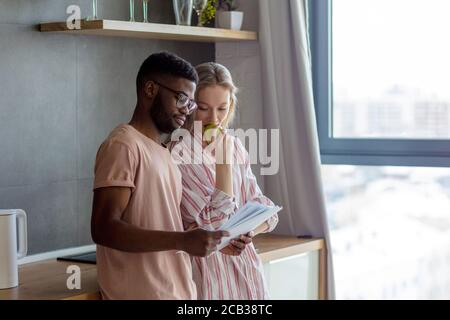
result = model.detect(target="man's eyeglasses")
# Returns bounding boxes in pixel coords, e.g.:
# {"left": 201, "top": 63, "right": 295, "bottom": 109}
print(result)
{"left": 152, "top": 80, "right": 197, "bottom": 115}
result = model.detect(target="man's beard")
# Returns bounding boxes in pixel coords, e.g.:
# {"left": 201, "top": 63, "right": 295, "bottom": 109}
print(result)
{"left": 149, "top": 93, "right": 177, "bottom": 134}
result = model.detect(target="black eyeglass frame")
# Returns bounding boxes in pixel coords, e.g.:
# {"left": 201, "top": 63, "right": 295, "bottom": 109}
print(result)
{"left": 152, "top": 80, "right": 198, "bottom": 115}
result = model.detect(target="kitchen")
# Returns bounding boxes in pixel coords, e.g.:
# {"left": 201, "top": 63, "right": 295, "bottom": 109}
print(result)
{"left": 0, "top": 0, "right": 330, "bottom": 303}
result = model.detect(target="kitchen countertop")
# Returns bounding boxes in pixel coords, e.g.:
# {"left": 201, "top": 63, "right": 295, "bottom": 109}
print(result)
{"left": 0, "top": 234, "right": 325, "bottom": 300}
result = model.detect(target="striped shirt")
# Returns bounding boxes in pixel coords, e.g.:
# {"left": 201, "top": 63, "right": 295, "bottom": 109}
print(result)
{"left": 169, "top": 131, "right": 279, "bottom": 300}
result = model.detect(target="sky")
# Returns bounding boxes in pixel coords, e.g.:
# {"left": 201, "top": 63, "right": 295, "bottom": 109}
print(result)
{"left": 333, "top": 0, "right": 450, "bottom": 100}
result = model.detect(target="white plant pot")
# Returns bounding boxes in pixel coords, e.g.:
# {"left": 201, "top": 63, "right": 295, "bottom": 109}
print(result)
{"left": 216, "top": 11, "right": 244, "bottom": 30}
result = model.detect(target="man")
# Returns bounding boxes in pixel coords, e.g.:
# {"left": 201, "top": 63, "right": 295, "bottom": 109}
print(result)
{"left": 91, "top": 52, "right": 228, "bottom": 300}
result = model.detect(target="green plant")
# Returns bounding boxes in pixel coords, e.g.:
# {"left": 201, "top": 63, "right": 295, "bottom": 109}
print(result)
{"left": 200, "top": 0, "right": 217, "bottom": 26}
{"left": 217, "top": 0, "right": 238, "bottom": 11}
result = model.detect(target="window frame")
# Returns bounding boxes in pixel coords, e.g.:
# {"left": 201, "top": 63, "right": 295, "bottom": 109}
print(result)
{"left": 309, "top": 0, "right": 450, "bottom": 167}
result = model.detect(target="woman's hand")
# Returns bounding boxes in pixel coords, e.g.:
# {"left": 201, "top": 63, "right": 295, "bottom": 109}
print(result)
{"left": 203, "top": 126, "right": 233, "bottom": 163}
{"left": 220, "top": 231, "right": 255, "bottom": 256}
{"left": 252, "top": 221, "right": 270, "bottom": 236}
{"left": 215, "top": 131, "right": 234, "bottom": 165}
{"left": 186, "top": 222, "right": 198, "bottom": 231}
{"left": 203, "top": 124, "right": 224, "bottom": 146}
{"left": 213, "top": 132, "right": 234, "bottom": 197}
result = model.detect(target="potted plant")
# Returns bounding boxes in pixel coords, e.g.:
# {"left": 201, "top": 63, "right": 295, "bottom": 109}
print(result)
{"left": 216, "top": 0, "right": 243, "bottom": 30}
{"left": 199, "top": 0, "right": 217, "bottom": 27}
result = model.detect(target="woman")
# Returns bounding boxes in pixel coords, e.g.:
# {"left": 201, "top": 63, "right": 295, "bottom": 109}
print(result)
{"left": 171, "top": 62, "right": 279, "bottom": 300}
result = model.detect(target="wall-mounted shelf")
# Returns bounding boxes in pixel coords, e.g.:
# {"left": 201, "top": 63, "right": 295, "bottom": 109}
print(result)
{"left": 39, "top": 20, "right": 257, "bottom": 43}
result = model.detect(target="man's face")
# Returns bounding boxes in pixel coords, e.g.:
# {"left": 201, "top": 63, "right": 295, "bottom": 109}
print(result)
{"left": 149, "top": 77, "right": 196, "bottom": 134}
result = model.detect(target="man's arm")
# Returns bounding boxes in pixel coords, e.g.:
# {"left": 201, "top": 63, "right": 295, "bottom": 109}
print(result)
{"left": 91, "top": 187, "right": 228, "bottom": 256}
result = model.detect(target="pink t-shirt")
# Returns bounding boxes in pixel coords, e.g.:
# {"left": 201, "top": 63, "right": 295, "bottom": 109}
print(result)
{"left": 93, "top": 124, "right": 196, "bottom": 300}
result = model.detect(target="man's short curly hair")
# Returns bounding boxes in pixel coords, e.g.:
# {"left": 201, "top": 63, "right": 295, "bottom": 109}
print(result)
{"left": 136, "top": 52, "right": 199, "bottom": 91}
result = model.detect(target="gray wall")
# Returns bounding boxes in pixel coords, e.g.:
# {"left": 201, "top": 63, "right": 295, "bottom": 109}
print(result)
{"left": 216, "top": 0, "right": 267, "bottom": 191}
{"left": 0, "top": 0, "right": 214, "bottom": 255}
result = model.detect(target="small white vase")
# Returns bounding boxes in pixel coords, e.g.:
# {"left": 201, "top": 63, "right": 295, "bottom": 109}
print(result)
{"left": 216, "top": 11, "right": 244, "bottom": 30}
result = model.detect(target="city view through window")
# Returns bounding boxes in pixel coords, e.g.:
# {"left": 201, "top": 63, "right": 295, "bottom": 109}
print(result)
{"left": 326, "top": 0, "right": 450, "bottom": 299}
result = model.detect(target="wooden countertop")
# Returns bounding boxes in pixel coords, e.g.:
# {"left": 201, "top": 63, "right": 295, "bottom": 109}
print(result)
{"left": 0, "top": 259, "right": 99, "bottom": 300}
{"left": 254, "top": 234, "right": 324, "bottom": 263}
{"left": 0, "top": 234, "right": 324, "bottom": 300}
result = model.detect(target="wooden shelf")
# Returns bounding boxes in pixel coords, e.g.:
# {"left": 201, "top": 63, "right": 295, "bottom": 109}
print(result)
{"left": 39, "top": 20, "right": 257, "bottom": 43}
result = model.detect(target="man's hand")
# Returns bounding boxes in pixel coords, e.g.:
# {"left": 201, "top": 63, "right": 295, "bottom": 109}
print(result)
{"left": 220, "top": 231, "right": 254, "bottom": 256}
{"left": 180, "top": 229, "right": 230, "bottom": 257}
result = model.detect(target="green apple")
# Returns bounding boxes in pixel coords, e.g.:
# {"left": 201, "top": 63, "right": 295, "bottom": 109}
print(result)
{"left": 203, "top": 123, "right": 223, "bottom": 143}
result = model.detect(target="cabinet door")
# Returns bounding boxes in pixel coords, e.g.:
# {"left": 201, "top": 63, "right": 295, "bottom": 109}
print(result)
{"left": 263, "top": 250, "right": 319, "bottom": 300}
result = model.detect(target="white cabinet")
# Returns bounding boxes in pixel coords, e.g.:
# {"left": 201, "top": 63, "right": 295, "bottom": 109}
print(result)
{"left": 263, "top": 250, "right": 319, "bottom": 300}
{"left": 254, "top": 234, "right": 326, "bottom": 300}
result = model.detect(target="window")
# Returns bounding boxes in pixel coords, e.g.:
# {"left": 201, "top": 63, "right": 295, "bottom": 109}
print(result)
{"left": 310, "top": 0, "right": 450, "bottom": 167}
{"left": 310, "top": 0, "right": 450, "bottom": 299}
{"left": 321, "top": 165, "right": 450, "bottom": 299}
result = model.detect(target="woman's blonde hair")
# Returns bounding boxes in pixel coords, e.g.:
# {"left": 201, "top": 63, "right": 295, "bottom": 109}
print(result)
{"left": 192, "top": 62, "right": 239, "bottom": 128}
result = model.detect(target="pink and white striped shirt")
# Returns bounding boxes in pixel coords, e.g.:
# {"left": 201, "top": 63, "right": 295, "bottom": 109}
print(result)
{"left": 170, "top": 131, "right": 279, "bottom": 300}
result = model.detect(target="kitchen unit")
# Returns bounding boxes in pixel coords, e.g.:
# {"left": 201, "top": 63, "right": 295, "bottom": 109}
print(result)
{"left": 0, "top": 234, "right": 326, "bottom": 300}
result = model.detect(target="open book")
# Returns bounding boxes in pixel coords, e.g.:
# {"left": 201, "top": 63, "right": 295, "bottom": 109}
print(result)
{"left": 217, "top": 202, "right": 282, "bottom": 250}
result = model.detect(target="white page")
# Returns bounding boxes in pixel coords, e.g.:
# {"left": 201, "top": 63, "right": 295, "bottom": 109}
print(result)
{"left": 231, "top": 206, "right": 268, "bottom": 227}
{"left": 220, "top": 202, "right": 265, "bottom": 230}
{"left": 217, "top": 204, "right": 282, "bottom": 250}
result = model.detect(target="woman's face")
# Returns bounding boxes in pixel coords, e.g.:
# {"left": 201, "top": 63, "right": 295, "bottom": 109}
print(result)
{"left": 195, "top": 85, "right": 231, "bottom": 128}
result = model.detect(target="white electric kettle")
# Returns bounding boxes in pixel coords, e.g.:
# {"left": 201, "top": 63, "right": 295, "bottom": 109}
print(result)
{"left": 0, "top": 209, "right": 27, "bottom": 289}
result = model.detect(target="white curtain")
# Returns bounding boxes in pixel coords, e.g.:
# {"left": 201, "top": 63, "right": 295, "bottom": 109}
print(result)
{"left": 259, "top": 0, "right": 336, "bottom": 299}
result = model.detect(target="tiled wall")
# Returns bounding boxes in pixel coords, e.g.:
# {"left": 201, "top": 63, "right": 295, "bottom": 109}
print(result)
{"left": 0, "top": 0, "right": 214, "bottom": 254}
